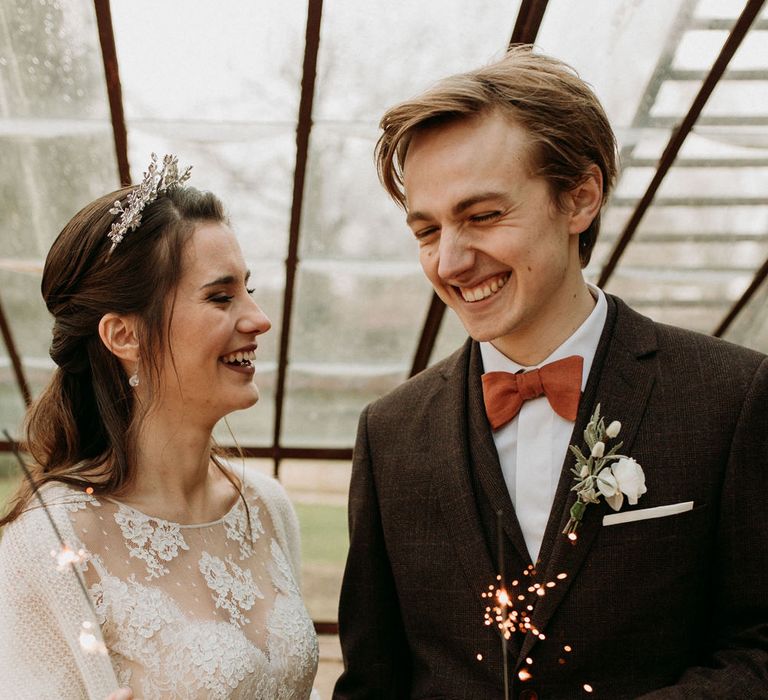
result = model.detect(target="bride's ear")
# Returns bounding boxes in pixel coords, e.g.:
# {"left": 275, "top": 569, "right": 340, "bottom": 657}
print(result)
{"left": 98, "top": 313, "right": 140, "bottom": 362}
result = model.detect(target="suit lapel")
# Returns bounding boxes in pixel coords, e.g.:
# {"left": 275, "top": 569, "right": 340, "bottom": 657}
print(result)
{"left": 431, "top": 341, "right": 498, "bottom": 592}
{"left": 432, "top": 339, "right": 523, "bottom": 661}
{"left": 517, "top": 296, "right": 658, "bottom": 664}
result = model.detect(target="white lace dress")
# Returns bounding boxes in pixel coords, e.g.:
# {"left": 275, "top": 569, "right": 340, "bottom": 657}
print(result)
{"left": 0, "top": 471, "right": 319, "bottom": 699}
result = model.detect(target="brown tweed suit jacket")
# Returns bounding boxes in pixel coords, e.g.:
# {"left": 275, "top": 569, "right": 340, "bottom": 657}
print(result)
{"left": 334, "top": 295, "right": 768, "bottom": 699}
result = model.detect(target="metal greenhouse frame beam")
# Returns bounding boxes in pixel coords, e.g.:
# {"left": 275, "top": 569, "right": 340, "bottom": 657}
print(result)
{"left": 409, "top": 292, "right": 447, "bottom": 377}
{"left": 408, "top": 0, "right": 550, "bottom": 379}
{"left": 93, "top": 0, "right": 131, "bottom": 186}
{"left": 509, "top": 0, "right": 550, "bottom": 45}
{"left": 227, "top": 446, "right": 353, "bottom": 461}
{"left": 713, "top": 254, "right": 768, "bottom": 338}
{"left": 272, "top": 0, "right": 324, "bottom": 477}
{"left": 0, "top": 293, "right": 31, "bottom": 407}
{"left": 597, "top": 0, "right": 766, "bottom": 289}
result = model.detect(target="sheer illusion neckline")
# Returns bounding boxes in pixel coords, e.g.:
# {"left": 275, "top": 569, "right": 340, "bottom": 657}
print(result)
{"left": 102, "top": 492, "right": 243, "bottom": 529}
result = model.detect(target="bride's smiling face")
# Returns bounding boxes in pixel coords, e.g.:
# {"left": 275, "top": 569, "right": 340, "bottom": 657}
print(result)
{"left": 152, "top": 222, "right": 271, "bottom": 425}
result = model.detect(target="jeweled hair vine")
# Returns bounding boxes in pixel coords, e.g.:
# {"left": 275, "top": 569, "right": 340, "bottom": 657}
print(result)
{"left": 107, "top": 153, "right": 192, "bottom": 255}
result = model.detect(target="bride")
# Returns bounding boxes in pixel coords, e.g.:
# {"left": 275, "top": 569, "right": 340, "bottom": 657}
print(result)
{"left": 0, "top": 155, "right": 319, "bottom": 699}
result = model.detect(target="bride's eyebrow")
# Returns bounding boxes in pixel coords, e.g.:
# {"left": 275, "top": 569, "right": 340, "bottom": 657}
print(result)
{"left": 199, "top": 270, "right": 251, "bottom": 290}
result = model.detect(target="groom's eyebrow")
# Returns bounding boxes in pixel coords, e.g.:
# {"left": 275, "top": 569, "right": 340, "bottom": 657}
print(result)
{"left": 406, "top": 191, "right": 511, "bottom": 225}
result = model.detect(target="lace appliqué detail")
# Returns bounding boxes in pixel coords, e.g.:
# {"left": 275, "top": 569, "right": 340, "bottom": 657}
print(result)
{"left": 114, "top": 505, "right": 190, "bottom": 580}
{"left": 267, "top": 539, "right": 299, "bottom": 597}
{"left": 223, "top": 499, "right": 264, "bottom": 560}
{"left": 200, "top": 552, "right": 263, "bottom": 627}
{"left": 44, "top": 486, "right": 101, "bottom": 513}
{"left": 166, "top": 621, "right": 259, "bottom": 699}
{"left": 263, "top": 539, "right": 319, "bottom": 697}
{"left": 65, "top": 480, "right": 318, "bottom": 699}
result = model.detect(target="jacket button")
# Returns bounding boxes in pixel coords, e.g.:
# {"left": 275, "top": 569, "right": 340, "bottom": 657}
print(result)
{"left": 518, "top": 690, "right": 538, "bottom": 700}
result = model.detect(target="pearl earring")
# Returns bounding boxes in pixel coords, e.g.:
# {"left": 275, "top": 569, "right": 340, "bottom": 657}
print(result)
{"left": 128, "top": 367, "right": 139, "bottom": 388}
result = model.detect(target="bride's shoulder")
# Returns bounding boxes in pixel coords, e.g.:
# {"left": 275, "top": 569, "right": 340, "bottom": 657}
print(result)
{"left": 234, "top": 467, "right": 303, "bottom": 575}
{"left": 9, "top": 481, "right": 101, "bottom": 532}
{"left": 0, "top": 481, "right": 101, "bottom": 580}
{"left": 240, "top": 468, "right": 294, "bottom": 516}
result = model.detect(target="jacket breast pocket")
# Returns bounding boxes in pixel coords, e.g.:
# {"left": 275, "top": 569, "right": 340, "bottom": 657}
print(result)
{"left": 597, "top": 502, "right": 710, "bottom": 548}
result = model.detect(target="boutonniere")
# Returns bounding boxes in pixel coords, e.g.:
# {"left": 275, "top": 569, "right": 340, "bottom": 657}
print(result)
{"left": 563, "top": 404, "right": 647, "bottom": 537}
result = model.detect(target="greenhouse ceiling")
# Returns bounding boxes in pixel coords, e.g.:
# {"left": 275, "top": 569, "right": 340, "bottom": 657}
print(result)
{"left": 1, "top": 0, "right": 767, "bottom": 473}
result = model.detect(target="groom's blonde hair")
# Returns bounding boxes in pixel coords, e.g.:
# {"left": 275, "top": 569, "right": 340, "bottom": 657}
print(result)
{"left": 375, "top": 45, "right": 618, "bottom": 267}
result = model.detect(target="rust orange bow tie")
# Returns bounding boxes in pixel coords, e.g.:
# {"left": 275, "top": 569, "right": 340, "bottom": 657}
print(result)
{"left": 481, "top": 355, "right": 584, "bottom": 431}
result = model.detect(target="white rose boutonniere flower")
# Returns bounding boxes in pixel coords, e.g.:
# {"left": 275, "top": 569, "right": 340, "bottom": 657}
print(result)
{"left": 563, "top": 405, "right": 647, "bottom": 537}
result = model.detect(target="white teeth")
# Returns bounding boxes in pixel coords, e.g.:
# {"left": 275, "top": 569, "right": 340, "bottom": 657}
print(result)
{"left": 460, "top": 274, "right": 509, "bottom": 303}
{"left": 221, "top": 349, "right": 256, "bottom": 364}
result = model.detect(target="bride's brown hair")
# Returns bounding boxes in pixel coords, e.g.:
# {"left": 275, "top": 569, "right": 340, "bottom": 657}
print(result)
{"left": 1, "top": 185, "right": 240, "bottom": 525}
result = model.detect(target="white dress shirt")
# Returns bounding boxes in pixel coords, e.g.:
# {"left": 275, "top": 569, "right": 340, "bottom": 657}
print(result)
{"left": 479, "top": 285, "right": 607, "bottom": 563}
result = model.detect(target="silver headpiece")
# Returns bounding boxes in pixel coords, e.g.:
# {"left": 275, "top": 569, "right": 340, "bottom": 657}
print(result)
{"left": 107, "top": 153, "right": 192, "bottom": 254}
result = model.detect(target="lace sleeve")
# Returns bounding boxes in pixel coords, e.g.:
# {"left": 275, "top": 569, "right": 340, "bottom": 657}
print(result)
{"left": 0, "top": 501, "right": 119, "bottom": 699}
{"left": 243, "top": 470, "right": 303, "bottom": 589}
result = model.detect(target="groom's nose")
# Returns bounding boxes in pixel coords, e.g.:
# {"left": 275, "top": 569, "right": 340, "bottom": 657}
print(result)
{"left": 437, "top": 227, "right": 475, "bottom": 283}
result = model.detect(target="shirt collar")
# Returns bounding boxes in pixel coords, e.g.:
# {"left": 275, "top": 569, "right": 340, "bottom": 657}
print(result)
{"left": 480, "top": 284, "right": 607, "bottom": 391}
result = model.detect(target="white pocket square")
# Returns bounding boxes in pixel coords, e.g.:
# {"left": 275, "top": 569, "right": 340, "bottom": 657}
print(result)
{"left": 602, "top": 501, "right": 694, "bottom": 526}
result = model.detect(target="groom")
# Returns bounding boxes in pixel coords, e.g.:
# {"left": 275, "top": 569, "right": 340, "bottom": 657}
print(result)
{"left": 334, "top": 47, "right": 768, "bottom": 698}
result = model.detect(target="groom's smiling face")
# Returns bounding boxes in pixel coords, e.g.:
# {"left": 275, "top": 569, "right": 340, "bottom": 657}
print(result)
{"left": 402, "top": 110, "right": 586, "bottom": 354}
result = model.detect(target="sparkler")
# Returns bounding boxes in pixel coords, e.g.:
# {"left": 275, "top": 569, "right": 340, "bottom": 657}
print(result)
{"left": 481, "top": 511, "right": 575, "bottom": 697}
{"left": 3, "top": 429, "right": 107, "bottom": 655}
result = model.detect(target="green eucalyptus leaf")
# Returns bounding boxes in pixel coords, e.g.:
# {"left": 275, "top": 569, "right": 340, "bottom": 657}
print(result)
{"left": 569, "top": 445, "right": 587, "bottom": 463}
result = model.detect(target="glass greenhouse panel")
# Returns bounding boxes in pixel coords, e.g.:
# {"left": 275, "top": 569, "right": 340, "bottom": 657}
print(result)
{"left": 314, "top": 0, "right": 520, "bottom": 123}
{"left": 0, "top": 333, "right": 27, "bottom": 437}
{"left": 128, "top": 127, "right": 296, "bottom": 263}
{"left": 0, "top": 0, "right": 108, "bottom": 119}
{"left": 279, "top": 459, "right": 350, "bottom": 621}
{"left": 299, "top": 123, "right": 410, "bottom": 261}
{"left": 724, "top": 273, "right": 768, "bottom": 354}
{"left": 654, "top": 80, "right": 768, "bottom": 122}
{"left": 674, "top": 30, "right": 768, "bottom": 70}
{"left": 604, "top": 265, "right": 753, "bottom": 333}
{"left": 432, "top": 307, "right": 470, "bottom": 366}
{"left": 0, "top": 269, "right": 51, "bottom": 358}
{"left": 694, "top": 0, "right": 758, "bottom": 19}
{"left": 282, "top": 261, "right": 431, "bottom": 445}
{"left": 110, "top": 0, "right": 306, "bottom": 123}
{"left": 536, "top": 0, "right": 692, "bottom": 129}
{"left": 290, "top": 261, "right": 430, "bottom": 368}
{"left": 1, "top": 135, "right": 117, "bottom": 258}
{"left": 282, "top": 372, "right": 397, "bottom": 447}
{"left": 287, "top": 261, "right": 429, "bottom": 366}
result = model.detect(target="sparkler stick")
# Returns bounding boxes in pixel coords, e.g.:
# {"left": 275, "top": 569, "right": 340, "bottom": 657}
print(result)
{"left": 496, "top": 510, "right": 510, "bottom": 700}
{"left": 2, "top": 429, "right": 105, "bottom": 653}
{"left": 482, "top": 509, "right": 593, "bottom": 695}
